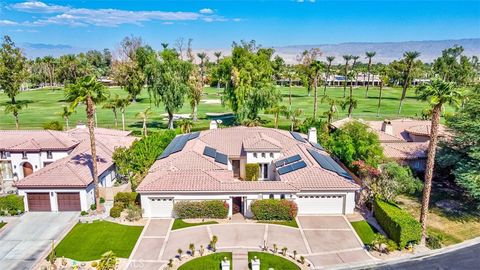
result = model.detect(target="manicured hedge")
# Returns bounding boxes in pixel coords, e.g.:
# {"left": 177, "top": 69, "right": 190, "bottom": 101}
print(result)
{"left": 173, "top": 200, "right": 229, "bottom": 219}
{"left": 373, "top": 198, "right": 421, "bottom": 248}
{"left": 251, "top": 199, "right": 298, "bottom": 221}
{"left": 109, "top": 205, "right": 122, "bottom": 218}
{"left": 0, "top": 195, "right": 24, "bottom": 216}
{"left": 114, "top": 192, "right": 138, "bottom": 208}
{"left": 245, "top": 163, "right": 259, "bottom": 181}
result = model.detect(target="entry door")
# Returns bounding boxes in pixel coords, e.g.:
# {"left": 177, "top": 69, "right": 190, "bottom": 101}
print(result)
{"left": 149, "top": 198, "right": 174, "bottom": 217}
{"left": 232, "top": 160, "right": 240, "bottom": 178}
{"left": 57, "top": 192, "right": 81, "bottom": 211}
{"left": 232, "top": 197, "right": 242, "bottom": 214}
{"left": 27, "top": 193, "right": 51, "bottom": 211}
{"left": 23, "top": 162, "right": 33, "bottom": 177}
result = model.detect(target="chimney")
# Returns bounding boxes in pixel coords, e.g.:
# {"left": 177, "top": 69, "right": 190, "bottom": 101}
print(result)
{"left": 308, "top": 127, "right": 317, "bottom": 143}
{"left": 381, "top": 120, "right": 393, "bottom": 135}
{"left": 76, "top": 122, "right": 87, "bottom": 129}
{"left": 209, "top": 120, "right": 218, "bottom": 130}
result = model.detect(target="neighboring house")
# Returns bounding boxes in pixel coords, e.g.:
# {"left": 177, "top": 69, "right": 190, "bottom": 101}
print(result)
{"left": 332, "top": 118, "right": 446, "bottom": 171}
{"left": 1, "top": 126, "right": 134, "bottom": 212}
{"left": 137, "top": 125, "right": 359, "bottom": 218}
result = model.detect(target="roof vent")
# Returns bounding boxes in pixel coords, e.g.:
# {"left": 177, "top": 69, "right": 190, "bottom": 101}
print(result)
{"left": 209, "top": 120, "right": 218, "bottom": 130}
{"left": 381, "top": 119, "right": 393, "bottom": 135}
{"left": 308, "top": 127, "right": 317, "bottom": 143}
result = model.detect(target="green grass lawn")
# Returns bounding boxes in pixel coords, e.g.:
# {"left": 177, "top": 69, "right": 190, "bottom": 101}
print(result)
{"left": 350, "top": 220, "right": 378, "bottom": 245}
{"left": 171, "top": 219, "right": 218, "bottom": 230}
{"left": 178, "top": 252, "right": 232, "bottom": 270}
{"left": 257, "top": 219, "right": 298, "bottom": 228}
{"left": 248, "top": 252, "right": 300, "bottom": 270}
{"left": 0, "top": 222, "right": 6, "bottom": 229}
{"left": 55, "top": 221, "right": 143, "bottom": 261}
{"left": 0, "top": 85, "right": 451, "bottom": 131}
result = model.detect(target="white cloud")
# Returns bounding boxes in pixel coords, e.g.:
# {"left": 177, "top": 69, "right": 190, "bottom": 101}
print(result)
{"left": 199, "top": 8, "right": 214, "bottom": 14}
{"left": 0, "top": 19, "right": 18, "bottom": 26}
{"left": 10, "top": 1, "right": 230, "bottom": 27}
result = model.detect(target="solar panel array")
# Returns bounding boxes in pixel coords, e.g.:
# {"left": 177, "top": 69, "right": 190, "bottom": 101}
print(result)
{"left": 307, "top": 149, "right": 352, "bottom": 179}
{"left": 274, "top": 154, "right": 301, "bottom": 167}
{"left": 290, "top": 131, "right": 306, "bottom": 143}
{"left": 309, "top": 141, "right": 325, "bottom": 151}
{"left": 202, "top": 146, "right": 229, "bottom": 165}
{"left": 277, "top": 160, "right": 307, "bottom": 175}
{"left": 158, "top": 132, "right": 200, "bottom": 159}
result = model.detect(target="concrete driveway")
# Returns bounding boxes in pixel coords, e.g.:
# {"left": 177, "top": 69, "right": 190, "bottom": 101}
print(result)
{"left": 0, "top": 212, "right": 78, "bottom": 270}
{"left": 128, "top": 216, "right": 374, "bottom": 269}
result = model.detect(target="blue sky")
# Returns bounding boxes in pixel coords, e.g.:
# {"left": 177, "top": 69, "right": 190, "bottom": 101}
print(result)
{"left": 1, "top": 0, "right": 479, "bottom": 49}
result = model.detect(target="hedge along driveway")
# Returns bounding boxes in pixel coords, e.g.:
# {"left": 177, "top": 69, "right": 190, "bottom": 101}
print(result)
{"left": 55, "top": 221, "right": 143, "bottom": 261}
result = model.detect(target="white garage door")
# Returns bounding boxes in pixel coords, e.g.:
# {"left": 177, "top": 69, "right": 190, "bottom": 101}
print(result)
{"left": 149, "top": 197, "right": 174, "bottom": 217}
{"left": 296, "top": 195, "right": 345, "bottom": 215}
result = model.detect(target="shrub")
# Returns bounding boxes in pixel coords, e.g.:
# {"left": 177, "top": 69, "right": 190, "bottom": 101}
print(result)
{"left": 250, "top": 199, "right": 298, "bottom": 220}
{"left": 245, "top": 163, "right": 259, "bottom": 181}
{"left": 43, "top": 120, "right": 64, "bottom": 131}
{"left": 0, "top": 195, "right": 24, "bottom": 215}
{"left": 114, "top": 192, "right": 138, "bottom": 209}
{"left": 373, "top": 198, "right": 421, "bottom": 248}
{"left": 90, "top": 204, "right": 97, "bottom": 211}
{"left": 100, "top": 197, "right": 105, "bottom": 204}
{"left": 125, "top": 204, "right": 142, "bottom": 221}
{"left": 109, "top": 205, "right": 122, "bottom": 218}
{"left": 427, "top": 233, "right": 443, "bottom": 249}
{"left": 91, "top": 261, "right": 98, "bottom": 267}
{"left": 371, "top": 234, "right": 398, "bottom": 252}
{"left": 173, "top": 200, "right": 229, "bottom": 219}
{"left": 80, "top": 211, "right": 88, "bottom": 216}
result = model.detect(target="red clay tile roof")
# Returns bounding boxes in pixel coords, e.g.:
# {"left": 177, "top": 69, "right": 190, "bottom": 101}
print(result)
{"left": 0, "top": 130, "right": 79, "bottom": 152}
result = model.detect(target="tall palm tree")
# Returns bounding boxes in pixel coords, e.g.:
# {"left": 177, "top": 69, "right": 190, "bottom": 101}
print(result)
{"left": 136, "top": 107, "right": 153, "bottom": 136}
{"left": 118, "top": 97, "right": 131, "bottom": 131}
{"left": 365, "top": 51, "right": 376, "bottom": 97}
{"left": 213, "top": 51, "right": 222, "bottom": 64}
{"left": 416, "top": 80, "right": 462, "bottom": 244}
{"left": 65, "top": 76, "right": 109, "bottom": 212}
{"left": 58, "top": 106, "right": 73, "bottom": 130}
{"left": 342, "top": 55, "right": 352, "bottom": 98}
{"left": 284, "top": 108, "right": 303, "bottom": 131}
{"left": 398, "top": 51, "right": 421, "bottom": 115}
{"left": 4, "top": 102, "right": 26, "bottom": 130}
{"left": 324, "top": 56, "right": 335, "bottom": 95}
{"left": 265, "top": 105, "right": 288, "bottom": 129}
{"left": 321, "top": 95, "right": 339, "bottom": 124}
{"left": 102, "top": 94, "right": 121, "bottom": 128}
{"left": 310, "top": 61, "right": 323, "bottom": 118}
{"left": 197, "top": 52, "right": 207, "bottom": 82}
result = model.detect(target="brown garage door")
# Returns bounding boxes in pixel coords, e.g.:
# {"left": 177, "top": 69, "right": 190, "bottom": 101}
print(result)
{"left": 27, "top": 193, "right": 51, "bottom": 211}
{"left": 57, "top": 192, "right": 81, "bottom": 211}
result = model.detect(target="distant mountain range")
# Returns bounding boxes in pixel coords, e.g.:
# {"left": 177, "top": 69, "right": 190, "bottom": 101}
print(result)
{"left": 21, "top": 38, "right": 479, "bottom": 64}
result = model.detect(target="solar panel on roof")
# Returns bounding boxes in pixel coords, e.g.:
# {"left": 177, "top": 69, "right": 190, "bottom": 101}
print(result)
{"left": 171, "top": 135, "right": 189, "bottom": 154}
{"left": 203, "top": 146, "right": 217, "bottom": 158}
{"left": 188, "top": 131, "right": 200, "bottom": 140}
{"left": 158, "top": 133, "right": 200, "bottom": 159}
{"left": 277, "top": 160, "right": 307, "bottom": 175}
{"left": 275, "top": 154, "right": 301, "bottom": 167}
{"left": 309, "top": 141, "right": 325, "bottom": 151}
{"left": 214, "top": 152, "right": 228, "bottom": 165}
{"left": 307, "top": 149, "right": 352, "bottom": 179}
{"left": 290, "top": 131, "right": 306, "bottom": 142}
{"left": 278, "top": 166, "right": 293, "bottom": 175}
{"left": 157, "top": 135, "right": 182, "bottom": 159}
{"left": 291, "top": 160, "right": 307, "bottom": 170}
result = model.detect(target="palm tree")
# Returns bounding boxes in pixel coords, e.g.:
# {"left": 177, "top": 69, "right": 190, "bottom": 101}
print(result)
{"left": 65, "top": 76, "right": 109, "bottom": 213}
{"left": 161, "top": 43, "right": 169, "bottom": 49}
{"left": 265, "top": 105, "right": 288, "bottom": 129}
{"left": 376, "top": 67, "right": 389, "bottom": 117}
{"left": 321, "top": 95, "right": 339, "bottom": 124}
{"left": 416, "top": 80, "right": 462, "bottom": 244}
{"left": 4, "top": 102, "right": 26, "bottom": 130}
{"left": 310, "top": 61, "right": 323, "bottom": 118}
{"left": 58, "top": 106, "right": 73, "bottom": 130}
{"left": 324, "top": 56, "right": 335, "bottom": 95}
{"left": 213, "top": 51, "right": 222, "bottom": 64}
{"left": 197, "top": 52, "right": 207, "bottom": 82}
{"left": 284, "top": 108, "right": 303, "bottom": 131}
{"left": 136, "top": 107, "right": 153, "bottom": 136}
{"left": 342, "top": 55, "right": 352, "bottom": 98}
{"left": 365, "top": 51, "right": 376, "bottom": 97}
{"left": 102, "top": 94, "right": 121, "bottom": 128}
{"left": 398, "top": 51, "right": 421, "bottom": 115}
{"left": 118, "top": 97, "right": 131, "bottom": 131}
{"left": 178, "top": 119, "right": 194, "bottom": 133}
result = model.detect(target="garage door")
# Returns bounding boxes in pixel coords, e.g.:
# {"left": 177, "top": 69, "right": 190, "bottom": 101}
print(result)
{"left": 57, "top": 192, "right": 81, "bottom": 211}
{"left": 296, "top": 195, "right": 345, "bottom": 215}
{"left": 27, "top": 193, "right": 51, "bottom": 211}
{"left": 149, "top": 198, "right": 174, "bottom": 217}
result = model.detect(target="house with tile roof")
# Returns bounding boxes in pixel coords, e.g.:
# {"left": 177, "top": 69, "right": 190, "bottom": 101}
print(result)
{"left": 0, "top": 125, "right": 135, "bottom": 212}
{"left": 332, "top": 118, "right": 446, "bottom": 171}
{"left": 137, "top": 125, "right": 360, "bottom": 218}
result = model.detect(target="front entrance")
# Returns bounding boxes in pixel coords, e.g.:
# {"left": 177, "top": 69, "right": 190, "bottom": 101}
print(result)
{"left": 232, "top": 197, "right": 243, "bottom": 215}
{"left": 232, "top": 160, "right": 240, "bottom": 178}
{"left": 22, "top": 162, "right": 33, "bottom": 177}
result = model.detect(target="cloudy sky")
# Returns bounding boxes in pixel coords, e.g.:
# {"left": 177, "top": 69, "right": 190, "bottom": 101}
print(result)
{"left": 1, "top": 0, "right": 479, "bottom": 49}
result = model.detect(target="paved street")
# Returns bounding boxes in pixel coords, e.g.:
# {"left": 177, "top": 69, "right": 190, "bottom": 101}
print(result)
{"left": 127, "top": 216, "right": 373, "bottom": 269}
{"left": 0, "top": 212, "right": 78, "bottom": 270}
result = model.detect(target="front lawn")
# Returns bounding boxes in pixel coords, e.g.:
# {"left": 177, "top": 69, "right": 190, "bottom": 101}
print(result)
{"left": 257, "top": 219, "right": 298, "bottom": 228}
{"left": 172, "top": 219, "right": 218, "bottom": 230}
{"left": 55, "top": 221, "right": 143, "bottom": 261}
{"left": 248, "top": 252, "right": 300, "bottom": 270}
{"left": 0, "top": 222, "right": 6, "bottom": 229}
{"left": 350, "top": 220, "right": 378, "bottom": 245}
{"left": 178, "top": 252, "right": 232, "bottom": 270}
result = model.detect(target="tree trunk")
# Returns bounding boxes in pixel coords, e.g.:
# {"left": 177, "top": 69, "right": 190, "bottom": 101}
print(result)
{"left": 14, "top": 113, "right": 19, "bottom": 130}
{"left": 113, "top": 110, "right": 118, "bottom": 128}
{"left": 313, "top": 78, "right": 318, "bottom": 119}
{"left": 274, "top": 113, "right": 279, "bottom": 129}
{"left": 419, "top": 103, "right": 442, "bottom": 245}
{"left": 86, "top": 97, "right": 101, "bottom": 214}
{"left": 324, "top": 68, "right": 329, "bottom": 96}
{"left": 343, "top": 64, "right": 348, "bottom": 98}
{"left": 398, "top": 68, "right": 411, "bottom": 115}
{"left": 377, "top": 82, "right": 383, "bottom": 117}
{"left": 168, "top": 112, "right": 174, "bottom": 129}
{"left": 348, "top": 84, "right": 354, "bottom": 118}
{"left": 193, "top": 102, "right": 198, "bottom": 122}
{"left": 65, "top": 117, "right": 70, "bottom": 130}
{"left": 143, "top": 118, "right": 147, "bottom": 136}
{"left": 366, "top": 60, "right": 372, "bottom": 97}
{"left": 121, "top": 110, "right": 126, "bottom": 131}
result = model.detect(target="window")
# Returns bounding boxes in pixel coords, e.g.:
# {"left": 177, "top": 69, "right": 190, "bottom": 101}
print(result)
{"left": 269, "top": 153, "right": 274, "bottom": 158}
{"left": 0, "top": 151, "right": 5, "bottom": 159}
{"left": 0, "top": 161, "right": 13, "bottom": 179}
{"left": 259, "top": 164, "right": 268, "bottom": 179}
{"left": 47, "top": 151, "right": 53, "bottom": 159}
{"left": 269, "top": 194, "right": 274, "bottom": 199}
{"left": 261, "top": 153, "right": 266, "bottom": 158}
{"left": 253, "top": 153, "right": 258, "bottom": 158}
{"left": 22, "top": 152, "right": 27, "bottom": 159}
{"left": 280, "top": 194, "right": 285, "bottom": 199}
{"left": 43, "top": 162, "right": 53, "bottom": 167}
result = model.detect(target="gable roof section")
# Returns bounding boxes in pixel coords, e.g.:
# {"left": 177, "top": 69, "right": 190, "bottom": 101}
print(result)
{"left": 0, "top": 130, "right": 79, "bottom": 152}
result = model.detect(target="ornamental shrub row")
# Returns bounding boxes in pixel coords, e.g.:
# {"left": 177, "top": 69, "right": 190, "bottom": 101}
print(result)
{"left": 250, "top": 199, "right": 298, "bottom": 221}
{"left": 373, "top": 197, "right": 421, "bottom": 248}
{"left": 173, "top": 200, "right": 229, "bottom": 219}
{"left": 0, "top": 195, "right": 24, "bottom": 216}
{"left": 245, "top": 163, "right": 259, "bottom": 181}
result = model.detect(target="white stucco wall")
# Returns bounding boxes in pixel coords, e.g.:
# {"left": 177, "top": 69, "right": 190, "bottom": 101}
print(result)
{"left": 245, "top": 151, "right": 282, "bottom": 180}
{"left": 3, "top": 150, "right": 69, "bottom": 180}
